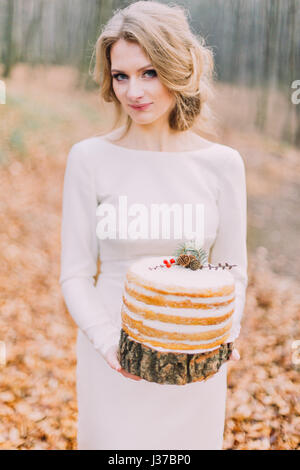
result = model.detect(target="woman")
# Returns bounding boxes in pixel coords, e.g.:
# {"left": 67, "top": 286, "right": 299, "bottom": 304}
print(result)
{"left": 59, "top": 1, "right": 247, "bottom": 450}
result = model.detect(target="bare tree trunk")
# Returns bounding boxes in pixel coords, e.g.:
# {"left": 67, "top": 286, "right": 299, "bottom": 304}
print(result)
{"left": 23, "top": 0, "right": 44, "bottom": 66}
{"left": 99, "top": 0, "right": 115, "bottom": 27}
{"left": 255, "top": 0, "right": 280, "bottom": 131}
{"left": 3, "top": 0, "right": 15, "bottom": 78}
{"left": 229, "top": 0, "right": 242, "bottom": 84}
{"left": 118, "top": 328, "right": 234, "bottom": 385}
{"left": 77, "top": 0, "right": 114, "bottom": 89}
{"left": 282, "top": 0, "right": 298, "bottom": 144}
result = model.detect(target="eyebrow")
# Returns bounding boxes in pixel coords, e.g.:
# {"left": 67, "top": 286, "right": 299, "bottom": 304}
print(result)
{"left": 111, "top": 63, "right": 153, "bottom": 73}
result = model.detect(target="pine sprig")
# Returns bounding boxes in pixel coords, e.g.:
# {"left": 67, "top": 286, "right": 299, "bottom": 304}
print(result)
{"left": 173, "top": 240, "right": 208, "bottom": 265}
{"left": 173, "top": 242, "right": 188, "bottom": 258}
{"left": 172, "top": 240, "right": 237, "bottom": 271}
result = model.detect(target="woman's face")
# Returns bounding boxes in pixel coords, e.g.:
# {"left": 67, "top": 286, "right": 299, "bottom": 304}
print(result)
{"left": 110, "top": 39, "right": 175, "bottom": 125}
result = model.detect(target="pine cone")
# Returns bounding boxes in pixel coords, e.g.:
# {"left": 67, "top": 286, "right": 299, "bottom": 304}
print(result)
{"left": 184, "top": 255, "right": 197, "bottom": 268}
{"left": 177, "top": 254, "right": 190, "bottom": 267}
{"left": 189, "top": 259, "right": 201, "bottom": 270}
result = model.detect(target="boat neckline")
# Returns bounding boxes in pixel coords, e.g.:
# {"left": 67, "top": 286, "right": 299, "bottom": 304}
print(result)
{"left": 97, "top": 135, "right": 219, "bottom": 155}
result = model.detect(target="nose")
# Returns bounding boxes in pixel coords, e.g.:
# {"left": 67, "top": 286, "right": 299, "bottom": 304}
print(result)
{"left": 126, "top": 76, "right": 145, "bottom": 101}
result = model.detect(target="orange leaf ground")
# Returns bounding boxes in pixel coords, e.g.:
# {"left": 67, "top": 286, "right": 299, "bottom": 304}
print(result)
{"left": 0, "top": 65, "right": 299, "bottom": 450}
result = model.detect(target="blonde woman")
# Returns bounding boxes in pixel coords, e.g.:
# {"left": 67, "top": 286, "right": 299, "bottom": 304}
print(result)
{"left": 59, "top": 1, "right": 247, "bottom": 450}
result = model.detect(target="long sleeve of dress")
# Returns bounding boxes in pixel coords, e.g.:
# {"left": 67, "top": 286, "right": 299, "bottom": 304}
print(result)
{"left": 210, "top": 150, "right": 248, "bottom": 343}
{"left": 59, "top": 143, "right": 120, "bottom": 358}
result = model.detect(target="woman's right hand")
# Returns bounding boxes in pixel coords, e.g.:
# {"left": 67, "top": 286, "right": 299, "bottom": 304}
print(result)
{"left": 104, "top": 344, "right": 142, "bottom": 381}
{"left": 227, "top": 347, "right": 240, "bottom": 362}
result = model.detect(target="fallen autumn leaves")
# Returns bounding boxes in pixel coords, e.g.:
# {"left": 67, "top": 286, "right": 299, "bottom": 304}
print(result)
{"left": 0, "top": 151, "right": 299, "bottom": 450}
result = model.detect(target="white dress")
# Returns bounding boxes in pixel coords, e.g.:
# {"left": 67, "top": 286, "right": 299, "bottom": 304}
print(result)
{"left": 59, "top": 131, "right": 248, "bottom": 450}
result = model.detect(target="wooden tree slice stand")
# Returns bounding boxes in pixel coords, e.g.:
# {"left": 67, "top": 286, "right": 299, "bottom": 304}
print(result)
{"left": 118, "top": 328, "right": 234, "bottom": 385}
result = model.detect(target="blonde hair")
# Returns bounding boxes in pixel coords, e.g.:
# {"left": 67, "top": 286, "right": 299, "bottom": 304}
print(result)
{"left": 90, "top": 1, "right": 218, "bottom": 140}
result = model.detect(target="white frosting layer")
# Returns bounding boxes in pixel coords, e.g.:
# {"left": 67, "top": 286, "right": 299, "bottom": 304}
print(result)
{"left": 125, "top": 326, "right": 226, "bottom": 354}
{"left": 122, "top": 302, "right": 232, "bottom": 334}
{"left": 128, "top": 256, "right": 235, "bottom": 293}
{"left": 125, "top": 280, "right": 235, "bottom": 308}
{"left": 123, "top": 289, "right": 235, "bottom": 319}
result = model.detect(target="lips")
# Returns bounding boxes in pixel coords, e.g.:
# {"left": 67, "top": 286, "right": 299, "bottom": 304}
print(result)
{"left": 129, "top": 103, "right": 152, "bottom": 110}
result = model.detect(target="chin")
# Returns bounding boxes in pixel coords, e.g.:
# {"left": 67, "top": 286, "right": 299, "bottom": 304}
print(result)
{"left": 131, "top": 116, "right": 156, "bottom": 124}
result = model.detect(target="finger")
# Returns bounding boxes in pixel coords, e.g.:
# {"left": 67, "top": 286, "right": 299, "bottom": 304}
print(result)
{"left": 121, "top": 372, "right": 141, "bottom": 381}
{"left": 124, "top": 371, "right": 142, "bottom": 381}
{"left": 112, "top": 360, "right": 122, "bottom": 371}
{"left": 228, "top": 349, "right": 240, "bottom": 361}
{"left": 107, "top": 356, "right": 121, "bottom": 371}
{"left": 119, "top": 369, "right": 142, "bottom": 381}
{"left": 232, "top": 349, "right": 240, "bottom": 361}
{"left": 227, "top": 349, "right": 239, "bottom": 362}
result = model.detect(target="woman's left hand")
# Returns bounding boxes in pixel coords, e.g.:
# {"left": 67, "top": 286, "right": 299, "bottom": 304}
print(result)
{"left": 228, "top": 348, "right": 240, "bottom": 361}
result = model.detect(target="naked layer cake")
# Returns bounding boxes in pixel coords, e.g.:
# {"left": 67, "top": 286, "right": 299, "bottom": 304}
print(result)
{"left": 118, "top": 243, "right": 236, "bottom": 385}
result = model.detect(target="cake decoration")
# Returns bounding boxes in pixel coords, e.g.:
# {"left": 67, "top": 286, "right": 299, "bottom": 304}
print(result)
{"left": 148, "top": 240, "right": 237, "bottom": 271}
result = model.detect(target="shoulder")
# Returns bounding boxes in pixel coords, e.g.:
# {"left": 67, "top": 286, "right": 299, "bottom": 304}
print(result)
{"left": 64, "top": 138, "right": 98, "bottom": 181}
{"left": 69, "top": 135, "right": 103, "bottom": 156}
{"left": 212, "top": 143, "right": 245, "bottom": 172}
{"left": 209, "top": 144, "right": 246, "bottom": 192}
{"left": 67, "top": 135, "right": 107, "bottom": 168}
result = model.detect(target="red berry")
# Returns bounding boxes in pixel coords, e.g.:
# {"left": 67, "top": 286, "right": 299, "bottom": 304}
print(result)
{"left": 170, "top": 258, "right": 175, "bottom": 264}
{"left": 163, "top": 259, "right": 168, "bottom": 265}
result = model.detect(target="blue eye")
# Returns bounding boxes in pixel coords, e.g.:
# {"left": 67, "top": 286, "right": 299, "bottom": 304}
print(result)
{"left": 112, "top": 73, "right": 127, "bottom": 81}
{"left": 144, "top": 69, "right": 157, "bottom": 78}
{"left": 112, "top": 69, "right": 157, "bottom": 81}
